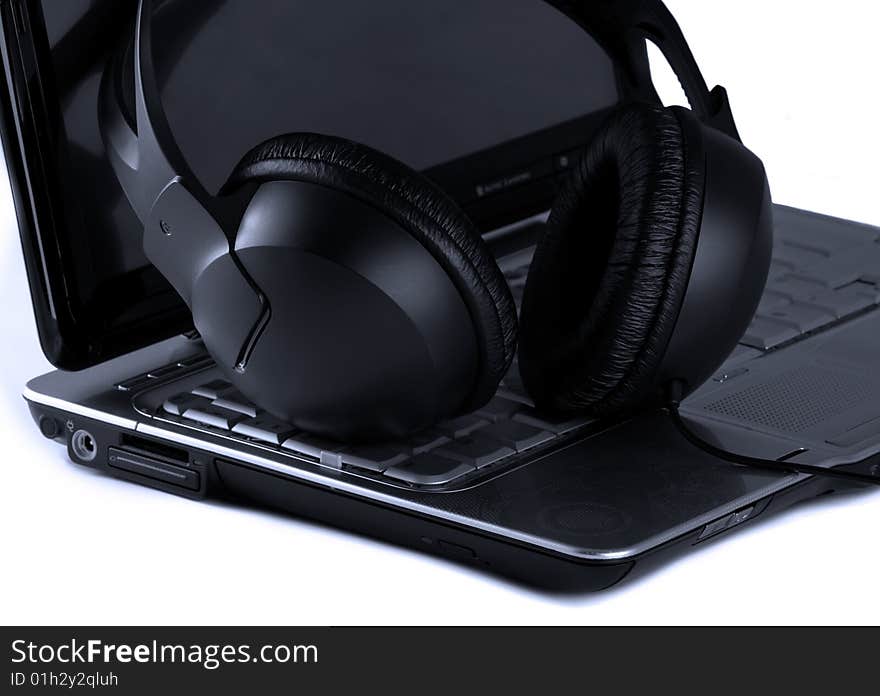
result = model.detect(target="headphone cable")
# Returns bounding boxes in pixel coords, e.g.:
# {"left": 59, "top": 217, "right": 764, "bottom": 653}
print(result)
{"left": 665, "top": 381, "right": 880, "bottom": 487}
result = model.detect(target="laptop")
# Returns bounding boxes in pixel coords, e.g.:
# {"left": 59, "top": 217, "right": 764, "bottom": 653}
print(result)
{"left": 4, "top": 0, "right": 880, "bottom": 591}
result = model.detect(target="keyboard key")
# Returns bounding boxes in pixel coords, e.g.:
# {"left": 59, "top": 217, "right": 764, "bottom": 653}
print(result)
{"left": 768, "top": 258, "right": 794, "bottom": 275}
{"left": 385, "top": 454, "right": 475, "bottom": 486}
{"left": 320, "top": 451, "right": 344, "bottom": 468}
{"left": 499, "top": 377, "right": 533, "bottom": 405}
{"left": 791, "top": 264, "right": 862, "bottom": 290}
{"left": 799, "top": 285, "right": 876, "bottom": 319}
{"left": 498, "top": 387, "right": 534, "bottom": 406}
{"left": 740, "top": 318, "right": 799, "bottom": 350}
{"left": 476, "top": 397, "right": 523, "bottom": 423}
{"left": 758, "top": 303, "right": 835, "bottom": 333}
{"left": 281, "top": 435, "right": 342, "bottom": 461}
{"left": 772, "top": 244, "right": 826, "bottom": 269}
{"left": 437, "top": 435, "right": 515, "bottom": 469}
{"left": 409, "top": 429, "right": 451, "bottom": 455}
{"left": 513, "top": 409, "right": 590, "bottom": 436}
{"left": 438, "top": 415, "right": 488, "bottom": 439}
{"left": 183, "top": 405, "right": 247, "bottom": 430}
{"left": 757, "top": 291, "right": 791, "bottom": 315}
{"left": 502, "top": 363, "right": 526, "bottom": 394}
{"left": 772, "top": 279, "right": 876, "bottom": 313}
{"left": 481, "top": 420, "right": 554, "bottom": 452}
{"left": 212, "top": 395, "right": 260, "bottom": 418}
{"left": 341, "top": 445, "right": 411, "bottom": 472}
{"left": 232, "top": 416, "right": 299, "bottom": 445}
{"left": 781, "top": 227, "right": 870, "bottom": 256}
{"left": 769, "top": 277, "right": 828, "bottom": 300}
{"left": 770, "top": 258, "right": 808, "bottom": 281}
{"left": 192, "top": 380, "right": 234, "bottom": 400}
{"left": 796, "top": 245, "right": 880, "bottom": 287}
{"left": 163, "top": 393, "right": 211, "bottom": 416}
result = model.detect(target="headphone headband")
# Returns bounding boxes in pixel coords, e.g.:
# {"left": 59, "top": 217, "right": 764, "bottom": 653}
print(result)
{"left": 548, "top": 0, "right": 738, "bottom": 134}
{"left": 104, "top": 0, "right": 737, "bottom": 226}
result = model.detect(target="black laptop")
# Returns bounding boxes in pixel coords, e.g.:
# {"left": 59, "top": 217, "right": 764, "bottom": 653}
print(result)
{"left": 4, "top": 0, "right": 880, "bottom": 590}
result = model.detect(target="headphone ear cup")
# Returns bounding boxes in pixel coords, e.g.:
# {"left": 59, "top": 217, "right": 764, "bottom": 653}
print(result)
{"left": 224, "top": 133, "right": 519, "bottom": 416}
{"left": 518, "top": 103, "right": 705, "bottom": 416}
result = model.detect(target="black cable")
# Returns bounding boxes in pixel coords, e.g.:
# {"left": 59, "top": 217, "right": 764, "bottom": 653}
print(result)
{"left": 666, "top": 381, "right": 880, "bottom": 487}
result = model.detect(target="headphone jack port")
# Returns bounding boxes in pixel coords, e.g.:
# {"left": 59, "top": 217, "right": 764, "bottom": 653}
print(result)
{"left": 71, "top": 429, "right": 98, "bottom": 462}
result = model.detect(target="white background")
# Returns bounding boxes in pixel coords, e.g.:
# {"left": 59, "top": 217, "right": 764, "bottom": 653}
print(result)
{"left": 1, "top": 1, "right": 878, "bottom": 626}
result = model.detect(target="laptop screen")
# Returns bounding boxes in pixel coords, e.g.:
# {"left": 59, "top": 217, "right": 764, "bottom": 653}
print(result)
{"left": 23, "top": 0, "right": 620, "bottom": 367}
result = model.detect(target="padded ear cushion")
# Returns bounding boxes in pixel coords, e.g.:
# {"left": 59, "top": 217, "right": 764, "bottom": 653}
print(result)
{"left": 224, "top": 133, "right": 518, "bottom": 412}
{"left": 518, "top": 103, "right": 704, "bottom": 416}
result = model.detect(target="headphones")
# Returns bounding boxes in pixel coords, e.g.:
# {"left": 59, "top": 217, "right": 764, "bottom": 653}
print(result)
{"left": 100, "top": 0, "right": 773, "bottom": 443}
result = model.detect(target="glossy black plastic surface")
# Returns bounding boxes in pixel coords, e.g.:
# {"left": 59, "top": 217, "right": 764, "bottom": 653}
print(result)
{"left": 28, "top": 375, "right": 849, "bottom": 590}
{"left": 22, "top": 333, "right": 806, "bottom": 572}
{"left": 0, "top": 0, "right": 194, "bottom": 368}
{"left": 22, "top": 205, "right": 880, "bottom": 590}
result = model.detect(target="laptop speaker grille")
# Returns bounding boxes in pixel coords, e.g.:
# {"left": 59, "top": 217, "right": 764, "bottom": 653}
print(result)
{"left": 704, "top": 366, "right": 875, "bottom": 434}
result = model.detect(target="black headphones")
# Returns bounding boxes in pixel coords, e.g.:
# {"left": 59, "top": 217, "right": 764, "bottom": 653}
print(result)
{"left": 100, "top": 0, "right": 773, "bottom": 443}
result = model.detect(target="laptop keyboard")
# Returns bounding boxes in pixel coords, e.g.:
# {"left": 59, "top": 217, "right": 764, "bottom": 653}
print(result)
{"left": 136, "top": 215, "right": 880, "bottom": 489}
{"left": 154, "top": 355, "right": 589, "bottom": 487}
{"left": 719, "top": 221, "right": 880, "bottom": 369}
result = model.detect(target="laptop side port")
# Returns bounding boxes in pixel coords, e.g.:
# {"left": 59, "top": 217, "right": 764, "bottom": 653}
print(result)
{"left": 71, "top": 429, "right": 98, "bottom": 462}
{"left": 108, "top": 447, "right": 201, "bottom": 493}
